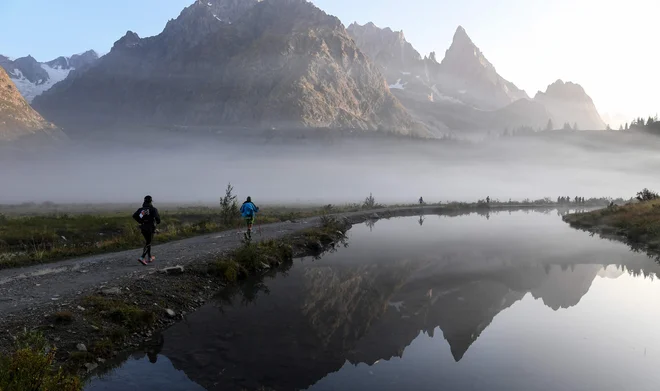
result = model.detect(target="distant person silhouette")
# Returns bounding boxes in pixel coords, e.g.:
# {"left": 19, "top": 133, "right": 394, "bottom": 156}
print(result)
{"left": 419, "top": 197, "right": 424, "bottom": 205}
{"left": 132, "top": 195, "right": 161, "bottom": 266}
{"left": 240, "top": 196, "right": 260, "bottom": 239}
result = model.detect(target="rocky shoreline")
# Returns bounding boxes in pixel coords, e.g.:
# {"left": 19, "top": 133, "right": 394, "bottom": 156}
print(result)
{"left": 563, "top": 203, "right": 660, "bottom": 260}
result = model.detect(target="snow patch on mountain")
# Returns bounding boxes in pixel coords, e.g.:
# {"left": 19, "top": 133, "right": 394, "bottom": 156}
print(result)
{"left": 389, "top": 79, "right": 406, "bottom": 90}
{"left": 12, "top": 64, "right": 72, "bottom": 103}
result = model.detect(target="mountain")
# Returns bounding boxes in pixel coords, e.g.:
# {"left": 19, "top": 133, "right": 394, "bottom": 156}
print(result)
{"left": 348, "top": 23, "right": 607, "bottom": 135}
{"left": 0, "top": 67, "right": 58, "bottom": 141}
{"left": 33, "top": 0, "right": 426, "bottom": 136}
{"left": 436, "top": 26, "right": 529, "bottom": 110}
{"left": 534, "top": 80, "right": 606, "bottom": 130}
{"left": 346, "top": 22, "right": 423, "bottom": 81}
{"left": 0, "top": 50, "right": 98, "bottom": 103}
{"left": 347, "top": 23, "right": 546, "bottom": 135}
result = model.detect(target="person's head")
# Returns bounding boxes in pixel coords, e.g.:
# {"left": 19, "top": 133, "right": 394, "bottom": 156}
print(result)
{"left": 143, "top": 195, "right": 153, "bottom": 206}
{"left": 246, "top": 196, "right": 252, "bottom": 203}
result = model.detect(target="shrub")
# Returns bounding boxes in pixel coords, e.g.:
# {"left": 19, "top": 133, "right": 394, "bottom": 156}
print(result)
{"left": 636, "top": 188, "right": 659, "bottom": 202}
{"left": 219, "top": 183, "right": 240, "bottom": 226}
{"left": 362, "top": 193, "right": 384, "bottom": 209}
{"left": 0, "top": 331, "right": 82, "bottom": 391}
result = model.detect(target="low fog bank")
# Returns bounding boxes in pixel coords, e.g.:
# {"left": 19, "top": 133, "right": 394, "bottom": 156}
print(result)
{"left": 2, "top": 130, "right": 660, "bottom": 205}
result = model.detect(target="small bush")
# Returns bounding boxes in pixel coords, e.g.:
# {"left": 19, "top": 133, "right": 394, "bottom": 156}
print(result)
{"left": 219, "top": 183, "right": 240, "bottom": 225}
{"left": 363, "top": 193, "right": 376, "bottom": 209}
{"left": 90, "top": 339, "right": 114, "bottom": 358}
{"left": 0, "top": 331, "right": 82, "bottom": 391}
{"left": 636, "top": 188, "right": 659, "bottom": 202}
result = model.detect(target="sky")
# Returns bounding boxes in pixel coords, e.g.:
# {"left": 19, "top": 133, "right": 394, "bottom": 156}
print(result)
{"left": 0, "top": 0, "right": 658, "bottom": 122}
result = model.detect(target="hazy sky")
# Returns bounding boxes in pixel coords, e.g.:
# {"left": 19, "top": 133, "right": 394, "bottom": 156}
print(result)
{"left": 0, "top": 0, "right": 657, "bottom": 120}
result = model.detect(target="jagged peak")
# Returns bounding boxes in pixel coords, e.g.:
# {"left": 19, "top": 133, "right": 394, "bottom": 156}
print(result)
{"left": 347, "top": 21, "right": 407, "bottom": 42}
{"left": 452, "top": 25, "right": 474, "bottom": 47}
{"left": 536, "top": 79, "right": 589, "bottom": 100}
{"left": 14, "top": 55, "right": 39, "bottom": 64}
{"left": 112, "top": 31, "right": 141, "bottom": 51}
{"left": 74, "top": 49, "right": 99, "bottom": 58}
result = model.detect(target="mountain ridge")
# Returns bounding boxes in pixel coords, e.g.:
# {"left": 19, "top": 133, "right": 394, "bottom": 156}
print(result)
{"left": 347, "top": 22, "right": 606, "bottom": 133}
{"left": 34, "top": 0, "right": 426, "bottom": 136}
{"left": 0, "top": 50, "right": 98, "bottom": 103}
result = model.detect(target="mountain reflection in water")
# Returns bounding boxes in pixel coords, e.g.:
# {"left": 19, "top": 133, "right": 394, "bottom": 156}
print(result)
{"left": 87, "top": 210, "right": 660, "bottom": 391}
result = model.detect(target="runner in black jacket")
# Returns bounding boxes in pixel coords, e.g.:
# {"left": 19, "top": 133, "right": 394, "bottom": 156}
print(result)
{"left": 132, "top": 195, "right": 161, "bottom": 265}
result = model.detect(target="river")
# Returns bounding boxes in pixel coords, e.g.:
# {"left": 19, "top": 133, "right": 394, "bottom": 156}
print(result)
{"left": 86, "top": 209, "right": 660, "bottom": 391}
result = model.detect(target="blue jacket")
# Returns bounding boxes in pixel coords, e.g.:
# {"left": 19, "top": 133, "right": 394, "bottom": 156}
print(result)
{"left": 240, "top": 202, "right": 259, "bottom": 218}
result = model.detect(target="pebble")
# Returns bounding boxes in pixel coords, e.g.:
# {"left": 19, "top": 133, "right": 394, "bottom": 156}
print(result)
{"left": 165, "top": 309, "right": 176, "bottom": 318}
{"left": 159, "top": 265, "right": 185, "bottom": 275}
{"left": 76, "top": 343, "right": 87, "bottom": 352}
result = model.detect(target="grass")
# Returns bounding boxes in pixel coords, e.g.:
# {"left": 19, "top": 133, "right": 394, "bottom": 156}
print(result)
{"left": 207, "top": 240, "right": 294, "bottom": 282}
{"left": 206, "top": 216, "right": 347, "bottom": 282}
{"left": 564, "top": 199, "right": 660, "bottom": 248}
{"left": 81, "top": 296, "right": 156, "bottom": 331}
{"left": 0, "top": 330, "right": 81, "bottom": 391}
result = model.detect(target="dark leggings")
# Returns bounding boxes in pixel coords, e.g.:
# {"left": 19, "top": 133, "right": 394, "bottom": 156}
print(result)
{"left": 141, "top": 228, "right": 154, "bottom": 259}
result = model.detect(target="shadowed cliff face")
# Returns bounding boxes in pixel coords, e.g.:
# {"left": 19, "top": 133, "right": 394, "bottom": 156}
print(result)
{"left": 33, "top": 0, "right": 424, "bottom": 136}
{"left": 0, "top": 67, "right": 58, "bottom": 142}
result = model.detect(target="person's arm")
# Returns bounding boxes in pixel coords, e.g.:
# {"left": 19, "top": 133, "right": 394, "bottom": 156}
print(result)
{"left": 132, "top": 209, "right": 141, "bottom": 223}
{"left": 254, "top": 203, "right": 260, "bottom": 213}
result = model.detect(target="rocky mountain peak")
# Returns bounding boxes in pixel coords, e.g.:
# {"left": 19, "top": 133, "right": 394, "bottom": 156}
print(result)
{"left": 112, "top": 31, "right": 141, "bottom": 51}
{"left": 441, "top": 26, "right": 494, "bottom": 76}
{"left": 534, "top": 79, "right": 605, "bottom": 130}
{"left": 34, "top": 0, "right": 424, "bottom": 136}
{"left": 11, "top": 56, "right": 49, "bottom": 84}
{"left": 45, "top": 56, "right": 69, "bottom": 70}
{"left": 69, "top": 50, "right": 99, "bottom": 70}
{"left": 346, "top": 21, "right": 422, "bottom": 78}
{"left": 536, "top": 79, "right": 591, "bottom": 102}
{"left": 436, "top": 25, "right": 528, "bottom": 109}
{"left": 452, "top": 25, "right": 473, "bottom": 47}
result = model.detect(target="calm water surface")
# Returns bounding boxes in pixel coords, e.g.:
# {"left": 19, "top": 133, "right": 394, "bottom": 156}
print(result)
{"left": 86, "top": 209, "right": 660, "bottom": 391}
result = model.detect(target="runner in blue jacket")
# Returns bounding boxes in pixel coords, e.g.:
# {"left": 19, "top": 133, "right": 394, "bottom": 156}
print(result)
{"left": 240, "top": 197, "right": 260, "bottom": 239}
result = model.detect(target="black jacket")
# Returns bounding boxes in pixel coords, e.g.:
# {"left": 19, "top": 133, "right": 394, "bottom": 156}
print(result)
{"left": 133, "top": 202, "right": 161, "bottom": 230}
